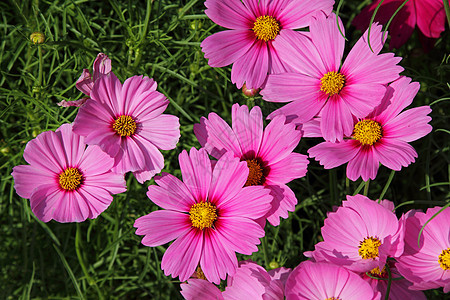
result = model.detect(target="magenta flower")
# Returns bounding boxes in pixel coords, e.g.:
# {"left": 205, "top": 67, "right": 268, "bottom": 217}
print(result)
{"left": 396, "top": 207, "right": 450, "bottom": 292}
{"left": 11, "top": 124, "right": 126, "bottom": 223}
{"left": 201, "top": 0, "right": 334, "bottom": 89}
{"left": 285, "top": 261, "right": 380, "bottom": 300}
{"left": 305, "top": 195, "right": 404, "bottom": 273}
{"left": 307, "top": 76, "right": 432, "bottom": 181}
{"left": 73, "top": 73, "right": 180, "bottom": 183}
{"left": 134, "top": 148, "right": 272, "bottom": 283}
{"left": 362, "top": 262, "right": 426, "bottom": 300}
{"left": 261, "top": 13, "right": 403, "bottom": 142}
{"left": 180, "top": 260, "right": 291, "bottom": 299}
{"left": 194, "top": 103, "right": 309, "bottom": 226}
{"left": 353, "top": 0, "right": 448, "bottom": 50}
{"left": 58, "top": 53, "right": 111, "bottom": 107}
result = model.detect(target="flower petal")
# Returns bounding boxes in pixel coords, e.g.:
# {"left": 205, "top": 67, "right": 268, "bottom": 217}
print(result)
{"left": 308, "top": 140, "right": 359, "bottom": 169}
{"left": 179, "top": 148, "right": 212, "bottom": 202}
{"left": 232, "top": 104, "right": 263, "bottom": 158}
{"left": 204, "top": 0, "right": 254, "bottom": 29}
{"left": 138, "top": 114, "right": 180, "bottom": 150}
{"left": 278, "top": 0, "right": 334, "bottom": 29}
{"left": 373, "top": 139, "right": 418, "bottom": 171}
{"left": 347, "top": 147, "right": 380, "bottom": 181}
{"left": 231, "top": 40, "right": 269, "bottom": 89}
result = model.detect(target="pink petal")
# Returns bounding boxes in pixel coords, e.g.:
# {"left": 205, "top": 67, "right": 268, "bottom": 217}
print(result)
{"left": 308, "top": 13, "right": 345, "bottom": 73}
{"left": 133, "top": 169, "right": 158, "bottom": 184}
{"left": 73, "top": 186, "right": 116, "bottom": 220}
{"left": 193, "top": 113, "right": 242, "bottom": 159}
{"left": 347, "top": 147, "right": 380, "bottom": 181}
{"left": 373, "top": 139, "right": 418, "bottom": 171}
{"left": 300, "top": 118, "right": 322, "bottom": 138}
{"left": 148, "top": 173, "right": 196, "bottom": 212}
{"left": 138, "top": 114, "right": 180, "bottom": 150}
{"left": 134, "top": 210, "right": 191, "bottom": 247}
{"left": 179, "top": 148, "right": 211, "bottom": 202}
{"left": 161, "top": 228, "right": 203, "bottom": 282}
{"left": 218, "top": 185, "right": 272, "bottom": 220}
{"left": 120, "top": 75, "right": 161, "bottom": 115}
{"left": 265, "top": 152, "right": 308, "bottom": 184}
{"left": 75, "top": 69, "right": 93, "bottom": 95}
{"left": 277, "top": 0, "right": 334, "bottom": 29}
{"left": 83, "top": 170, "right": 126, "bottom": 195}
{"left": 231, "top": 40, "right": 269, "bottom": 89}
{"left": 232, "top": 104, "right": 263, "bottom": 158}
{"left": 77, "top": 144, "right": 114, "bottom": 176}
{"left": 29, "top": 184, "right": 67, "bottom": 223}
{"left": 201, "top": 30, "right": 255, "bottom": 67}
{"left": 92, "top": 53, "right": 111, "bottom": 81}
{"left": 57, "top": 98, "right": 88, "bottom": 107}
{"left": 200, "top": 228, "right": 238, "bottom": 284}
{"left": 222, "top": 261, "right": 270, "bottom": 299}
{"left": 180, "top": 279, "right": 224, "bottom": 300}
{"left": 339, "top": 83, "right": 386, "bottom": 118}
{"left": 415, "top": 0, "right": 446, "bottom": 38}
{"left": 12, "top": 165, "right": 55, "bottom": 199}
{"left": 320, "top": 95, "right": 355, "bottom": 142}
{"left": 258, "top": 115, "right": 302, "bottom": 164}
{"left": 90, "top": 73, "right": 123, "bottom": 115}
{"left": 204, "top": 0, "right": 254, "bottom": 29}
{"left": 267, "top": 41, "right": 294, "bottom": 74}
{"left": 308, "top": 139, "right": 359, "bottom": 169}
{"left": 214, "top": 216, "right": 265, "bottom": 255}
{"left": 383, "top": 106, "right": 432, "bottom": 142}
{"left": 209, "top": 153, "right": 248, "bottom": 206}
{"left": 264, "top": 184, "right": 298, "bottom": 226}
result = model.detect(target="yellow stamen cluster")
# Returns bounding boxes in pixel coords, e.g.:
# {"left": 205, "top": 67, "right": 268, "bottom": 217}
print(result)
{"left": 195, "top": 266, "right": 207, "bottom": 280}
{"left": 189, "top": 202, "right": 217, "bottom": 230}
{"left": 245, "top": 159, "right": 264, "bottom": 187}
{"left": 439, "top": 248, "right": 450, "bottom": 270}
{"left": 59, "top": 167, "right": 83, "bottom": 191}
{"left": 320, "top": 71, "right": 345, "bottom": 96}
{"left": 359, "top": 236, "right": 381, "bottom": 260}
{"left": 353, "top": 119, "right": 382, "bottom": 146}
{"left": 325, "top": 297, "right": 341, "bottom": 300}
{"left": 369, "top": 265, "right": 387, "bottom": 278}
{"left": 113, "top": 115, "right": 137, "bottom": 137}
{"left": 252, "top": 15, "right": 280, "bottom": 42}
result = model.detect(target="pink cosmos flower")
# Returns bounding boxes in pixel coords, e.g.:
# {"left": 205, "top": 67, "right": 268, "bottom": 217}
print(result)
{"left": 72, "top": 73, "right": 180, "bottom": 183}
{"left": 194, "top": 103, "right": 309, "bottom": 226}
{"left": 58, "top": 53, "right": 111, "bottom": 107}
{"left": 305, "top": 195, "right": 404, "bottom": 273}
{"left": 261, "top": 13, "right": 403, "bottom": 142}
{"left": 11, "top": 123, "right": 126, "bottom": 223}
{"left": 362, "top": 262, "right": 426, "bottom": 300}
{"left": 180, "top": 260, "right": 291, "bottom": 299}
{"left": 396, "top": 206, "right": 450, "bottom": 292}
{"left": 307, "top": 76, "right": 432, "bottom": 181}
{"left": 352, "top": 0, "right": 449, "bottom": 50}
{"left": 201, "top": 0, "right": 334, "bottom": 89}
{"left": 285, "top": 261, "right": 380, "bottom": 300}
{"left": 134, "top": 148, "right": 272, "bottom": 283}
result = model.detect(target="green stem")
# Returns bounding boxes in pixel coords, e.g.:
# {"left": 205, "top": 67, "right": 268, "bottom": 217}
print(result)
{"left": 444, "top": 0, "right": 450, "bottom": 29}
{"left": 36, "top": 45, "right": 43, "bottom": 97}
{"left": 379, "top": 170, "right": 395, "bottom": 201}
{"left": 363, "top": 179, "right": 370, "bottom": 196}
{"left": 384, "top": 263, "right": 392, "bottom": 300}
{"left": 262, "top": 236, "right": 270, "bottom": 268}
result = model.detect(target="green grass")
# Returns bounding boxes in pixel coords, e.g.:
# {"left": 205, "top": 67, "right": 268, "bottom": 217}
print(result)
{"left": 1, "top": 0, "right": 449, "bottom": 299}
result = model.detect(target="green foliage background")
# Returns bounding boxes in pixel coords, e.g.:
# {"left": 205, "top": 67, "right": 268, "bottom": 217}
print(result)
{"left": 0, "top": 0, "right": 449, "bottom": 298}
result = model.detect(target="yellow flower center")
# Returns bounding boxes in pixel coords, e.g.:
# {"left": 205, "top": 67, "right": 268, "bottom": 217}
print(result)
{"left": 189, "top": 202, "right": 217, "bottom": 230}
{"left": 195, "top": 266, "right": 207, "bottom": 280}
{"left": 368, "top": 265, "right": 387, "bottom": 278}
{"left": 320, "top": 71, "right": 345, "bottom": 96}
{"left": 252, "top": 15, "right": 280, "bottom": 42}
{"left": 325, "top": 298, "right": 341, "bottom": 300}
{"left": 439, "top": 248, "right": 450, "bottom": 270}
{"left": 59, "top": 167, "right": 83, "bottom": 191}
{"left": 353, "top": 119, "right": 382, "bottom": 146}
{"left": 244, "top": 158, "right": 264, "bottom": 187}
{"left": 113, "top": 115, "right": 137, "bottom": 137}
{"left": 359, "top": 236, "right": 381, "bottom": 260}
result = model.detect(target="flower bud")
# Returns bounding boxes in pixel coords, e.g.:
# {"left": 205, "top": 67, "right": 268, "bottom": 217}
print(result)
{"left": 30, "top": 32, "right": 45, "bottom": 44}
{"left": 242, "top": 83, "right": 259, "bottom": 97}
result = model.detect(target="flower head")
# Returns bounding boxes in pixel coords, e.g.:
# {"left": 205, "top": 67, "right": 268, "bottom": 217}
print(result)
{"left": 201, "top": 0, "right": 334, "bottom": 89}
{"left": 285, "top": 261, "right": 379, "bottom": 300}
{"left": 304, "top": 195, "right": 404, "bottom": 273}
{"left": 11, "top": 123, "right": 126, "bottom": 223}
{"left": 261, "top": 13, "right": 403, "bottom": 142}
{"left": 353, "top": 0, "right": 448, "bottom": 51}
{"left": 194, "top": 103, "right": 308, "bottom": 226}
{"left": 134, "top": 148, "right": 272, "bottom": 283}
{"left": 396, "top": 206, "right": 450, "bottom": 292}
{"left": 73, "top": 73, "right": 180, "bottom": 183}
{"left": 307, "top": 76, "right": 432, "bottom": 181}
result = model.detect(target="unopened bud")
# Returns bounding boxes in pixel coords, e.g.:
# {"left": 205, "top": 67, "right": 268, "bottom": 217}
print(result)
{"left": 269, "top": 261, "right": 280, "bottom": 270}
{"left": 30, "top": 32, "right": 45, "bottom": 44}
{"left": 242, "top": 83, "right": 259, "bottom": 97}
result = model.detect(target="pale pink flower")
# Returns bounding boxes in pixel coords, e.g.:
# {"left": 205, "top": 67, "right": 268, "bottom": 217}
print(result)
{"left": 353, "top": 0, "right": 448, "bottom": 51}
{"left": 396, "top": 206, "right": 450, "bottom": 292}
{"left": 285, "top": 261, "right": 380, "bottom": 300}
{"left": 58, "top": 53, "right": 111, "bottom": 107}
{"left": 134, "top": 148, "right": 272, "bottom": 283}
{"left": 307, "top": 76, "right": 432, "bottom": 181}
{"left": 304, "top": 195, "right": 404, "bottom": 273}
{"left": 201, "top": 0, "right": 334, "bottom": 89}
{"left": 194, "top": 103, "right": 308, "bottom": 226}
{"left": 180, "top": 260, "right": 291, "bottom": 299}
{"left": 261, "top": 13, "right": 403, "bottom": 142}
{"left": 11, "top": 123, "right": 126, "bottom": 223}
{"left": 73, "top": 73, "right": 180, "bottom": 183}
